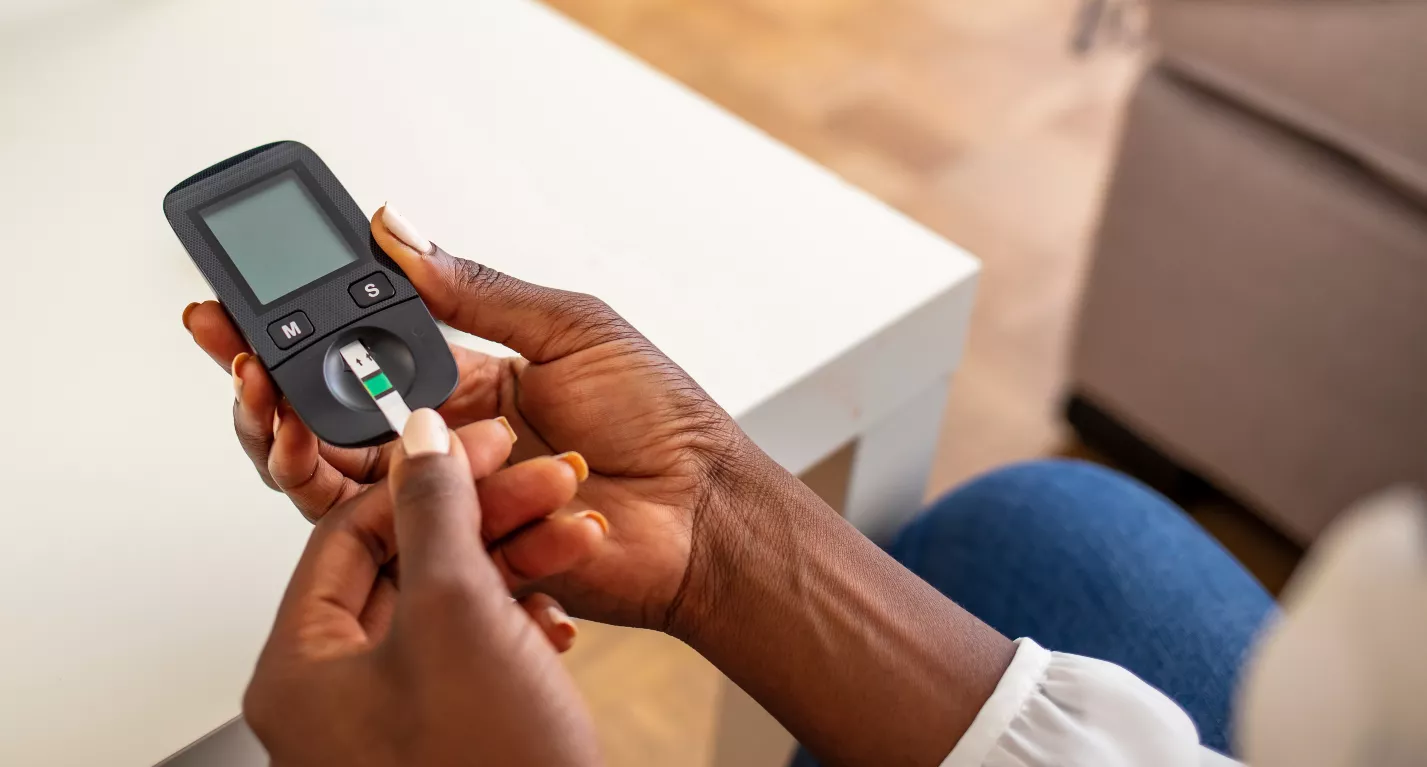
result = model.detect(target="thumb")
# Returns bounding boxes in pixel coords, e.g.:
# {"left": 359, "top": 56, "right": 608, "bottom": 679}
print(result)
{"left": 387, "top": 408, "right": 490, "bottom": 596}
{"left": 373, "top": 205, "right": 636, "bottom": 363}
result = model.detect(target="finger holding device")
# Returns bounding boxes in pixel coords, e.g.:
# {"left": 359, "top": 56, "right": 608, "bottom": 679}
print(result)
{"left": 164, "top": 141, "right": 458, "bottom": 445}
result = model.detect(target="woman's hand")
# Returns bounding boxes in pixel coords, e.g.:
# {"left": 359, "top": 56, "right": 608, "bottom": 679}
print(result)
{"left": 185, "top": 204, "right": 767, "bottom": 631}
{"left": 244, "top": 409, "right": 601, "bottom": 766}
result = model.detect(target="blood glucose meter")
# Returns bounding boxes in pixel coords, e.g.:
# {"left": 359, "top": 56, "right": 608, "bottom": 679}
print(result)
{"left": 164, "top": 141, "right": 458, "bottom": 446}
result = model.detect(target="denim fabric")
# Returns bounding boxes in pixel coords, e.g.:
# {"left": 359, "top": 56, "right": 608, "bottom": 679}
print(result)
{"left": 791, "top": 460, "right": 1273, "bottom": 765}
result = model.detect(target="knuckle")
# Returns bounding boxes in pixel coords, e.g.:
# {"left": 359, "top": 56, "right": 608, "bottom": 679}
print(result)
{"left": 551, "top": 292, "right": 640, "bottom": 351}
{"left": 564, "top": 292, "right": 618, "bottom": 325}
{"left": 233, "top": 412, "right": 277, "bottom": 488}
{"left": 241, "top": 681, "right": 278, "bottom": 739}
{"left": 494, "top": 546, "right": 540, "bottom": 585}
{"left": 257, "top": 468, "right": 281, "bottom": 492}
{"left": 269, "top": 455, "right": 320, "bottom": 496}
{"left": 234, "top": 423, "right": 270, "bottom": 460}
{"left": 327, "top": 508, "right": 393, "bottom": 565}
{"left": 356, "top": 446, "right": 384, "bottom": 484}
{"left": 408, "top": 573, "right": 482, "bottom": 613}
{"left": 394, "top": 465, "right": 466, "bottom": 510}
{"left": 447, "top": 257, "right": 505, "bottom": 297}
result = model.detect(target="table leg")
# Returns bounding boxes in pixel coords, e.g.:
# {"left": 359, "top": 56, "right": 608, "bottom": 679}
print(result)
{"left": 841, "top": 375, "right": 950, "bottom": 543}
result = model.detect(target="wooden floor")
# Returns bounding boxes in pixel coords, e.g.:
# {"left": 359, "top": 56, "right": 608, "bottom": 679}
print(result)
{"left": 540, "top": 1, "right": 1295, "bottom": 764}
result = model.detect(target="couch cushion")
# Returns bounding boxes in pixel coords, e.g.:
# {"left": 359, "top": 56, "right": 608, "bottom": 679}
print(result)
{"left": 1072, "top": 68, "right": 1427, "bottom": 543}
{"left": 1152, "top": 0, "right": 1427, "bottom": 200}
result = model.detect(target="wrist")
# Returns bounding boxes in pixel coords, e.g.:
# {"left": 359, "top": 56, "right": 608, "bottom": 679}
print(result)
{"left": 665, "top": 442, "right": 834, "bottom": 648}
{"left": 663, "top": 441, "right": 1016, "bottom": 766}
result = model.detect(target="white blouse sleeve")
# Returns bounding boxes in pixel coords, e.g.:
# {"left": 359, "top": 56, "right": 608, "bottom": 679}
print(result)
{"left": 943, "top": 639, "right": 1242, "bottom": 767}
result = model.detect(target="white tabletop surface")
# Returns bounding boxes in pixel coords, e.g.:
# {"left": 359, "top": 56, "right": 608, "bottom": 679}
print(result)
{"left": 0, "top": 1, "right": 978, "bottom": 764}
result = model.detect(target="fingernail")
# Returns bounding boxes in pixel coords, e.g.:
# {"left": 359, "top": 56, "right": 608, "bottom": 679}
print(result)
{"left": 382, "top": 203, "right": 433, "bottom": 255}
{"left": 181, "top": 302, "right": 200, "bottom": 331}
{"left": 555, "top": 452, "right": 589, "bottom": 482}
{"left": 574, "top": 510, "right": 610, "bottom": 536}
{"left": 494, "top": 416, "right": 518, "bottom": 443}
{"left": 231, "top": 352, "right": 250, "bottom": 402}
{"left": 545, "top": 605, "right": 578, "bottom": 645}
{"left": 272, "top": 407, "right": 281, "bottom": 437}
{"left": 403, "top": 408, "right": 450, "bottom": 456}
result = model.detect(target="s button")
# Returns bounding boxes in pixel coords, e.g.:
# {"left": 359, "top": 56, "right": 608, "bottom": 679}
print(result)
{"left": 349, "top": 273, "right": 395, "bottom": 308}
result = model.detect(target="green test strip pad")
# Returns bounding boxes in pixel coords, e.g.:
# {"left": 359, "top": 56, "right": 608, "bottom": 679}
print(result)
{"left": 338, "top": 341, "right": 412, "bottom": 435}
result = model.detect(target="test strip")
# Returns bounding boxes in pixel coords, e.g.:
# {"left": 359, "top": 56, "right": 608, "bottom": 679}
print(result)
{"left": 339, "top": 340, "right": 413, "bottom": 435}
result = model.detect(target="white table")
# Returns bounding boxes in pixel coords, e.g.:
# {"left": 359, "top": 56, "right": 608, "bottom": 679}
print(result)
{"left": 0, "top": 1, "right": 978, "bottom": 764}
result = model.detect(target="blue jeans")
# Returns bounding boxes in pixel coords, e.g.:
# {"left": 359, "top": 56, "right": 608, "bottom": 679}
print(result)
{"left": 792, "top": 460, "right": 1273, "bottom": 765}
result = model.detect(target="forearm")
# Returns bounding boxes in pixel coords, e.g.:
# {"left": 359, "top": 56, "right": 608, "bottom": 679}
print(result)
{"left": 673, "top": 455, "right": 1015, "bottom": 767}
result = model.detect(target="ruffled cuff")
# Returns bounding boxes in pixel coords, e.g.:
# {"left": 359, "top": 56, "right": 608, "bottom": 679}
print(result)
{"left": 942, "top": 638, "right": 1235, "bottom": 767}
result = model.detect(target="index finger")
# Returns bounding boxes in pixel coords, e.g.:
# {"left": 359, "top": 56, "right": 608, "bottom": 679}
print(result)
{"left": 184, "top": 300, "right": 249, "bottom": 371}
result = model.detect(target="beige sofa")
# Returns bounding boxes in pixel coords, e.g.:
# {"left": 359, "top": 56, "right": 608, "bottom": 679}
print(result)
{"left": 1069, "top": 0, "right": 1427, "bottom": 544}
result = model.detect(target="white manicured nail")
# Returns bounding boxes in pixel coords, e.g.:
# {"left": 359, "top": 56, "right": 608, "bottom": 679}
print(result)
{"left": 402, "top": 409, "right": 450, "bottom": 456}
{"left": 382, "top": 203, "right": 433, "bottom": 255}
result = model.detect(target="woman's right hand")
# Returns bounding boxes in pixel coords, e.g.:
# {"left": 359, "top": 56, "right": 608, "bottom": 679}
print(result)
{"left": 369, "top": 205, "right": 784, "bottom": 632}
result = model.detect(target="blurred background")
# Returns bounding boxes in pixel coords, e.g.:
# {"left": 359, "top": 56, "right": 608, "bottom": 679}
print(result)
{"left": 537, "top": 1, "right": 1426, "bottom": 763}
{"left": 6, "top": 0, "right": 1425, "bottom": 765}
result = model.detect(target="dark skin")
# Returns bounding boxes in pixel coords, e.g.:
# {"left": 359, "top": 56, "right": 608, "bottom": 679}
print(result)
{"left": 192, "top": 208, "right": 1016, "bottom": 766}
{"left": 246, "top": 410, "right": 602, "bottom": 766}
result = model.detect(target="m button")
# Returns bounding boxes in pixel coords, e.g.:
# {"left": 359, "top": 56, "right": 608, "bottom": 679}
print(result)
{"left": 267, "top": 311, "right": 314, "bottom": 350}
{"left": 349, "top": 273, "right": 395, "bottom": 308}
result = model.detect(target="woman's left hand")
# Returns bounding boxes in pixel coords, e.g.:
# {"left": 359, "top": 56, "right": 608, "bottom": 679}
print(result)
{"left": 182, "top": 302, "right": 608, "bottom": 601}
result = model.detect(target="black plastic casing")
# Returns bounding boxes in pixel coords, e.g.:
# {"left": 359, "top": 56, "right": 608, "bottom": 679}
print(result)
{"left": 164, "top": 141, "right": 457, "bottom": 447}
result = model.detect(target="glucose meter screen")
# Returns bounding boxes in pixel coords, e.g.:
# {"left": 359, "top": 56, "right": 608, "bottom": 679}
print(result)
{"left": 201, "top": 170, "right": 360, "bottom": 304}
